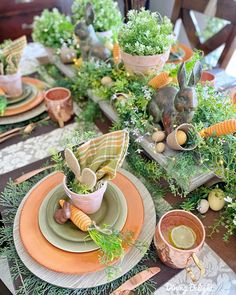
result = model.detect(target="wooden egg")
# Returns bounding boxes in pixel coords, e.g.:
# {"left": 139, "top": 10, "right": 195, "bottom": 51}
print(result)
{"left": 197, "top": 199, "right": 209, "bottom": 214}
{"left": 152, "top": 131, "right": 166, "bottom": 142}
{"left": 156, "top": 142, "right": 166, "bottom": 153}
{"left": 176, "top": 130, "right": 187, "bottom": 145}
{"left": 101, "top": 76, "right": 113, "bottom": 87}
{"left": 208, "top": 189, "right": 225, "bottom": 211}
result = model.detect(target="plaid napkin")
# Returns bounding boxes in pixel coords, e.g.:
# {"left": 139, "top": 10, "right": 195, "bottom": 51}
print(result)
{"left": 75, "top": 130, "right": 129, "bottom": 181}
{"left": 1, "top": 36, "right": 27, "bottom": 75}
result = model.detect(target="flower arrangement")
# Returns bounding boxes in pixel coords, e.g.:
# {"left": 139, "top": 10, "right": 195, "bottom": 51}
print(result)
{"left": 118, "top": 8, "right": 175, "bottom": 56}
{"left": 32, "top": 8, "right": 74, "bottom": 49}
{"left": 71, "top": 0, "right": 122, "bottom": 32}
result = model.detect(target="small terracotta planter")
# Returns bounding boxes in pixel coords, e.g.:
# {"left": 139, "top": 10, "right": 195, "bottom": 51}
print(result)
{"left": 0, "top": 71, "right": 22, "bottom": 97}
{"left": 44, "top": 87, "right": 73, "bottom": 127}
{"left": 200, "top": 71, "right": 215, "bottom": 86}
{"left": 166, "top": 123, "right": 198, "bottom": 151}
{"left": 120, "top": 49, "right": 170, "bottom": 75}
{"left": 154, "top": 210, "right": 205, "bottom": 281}
{"left": 63, "top": 176, "right": 107, "bottom": 214}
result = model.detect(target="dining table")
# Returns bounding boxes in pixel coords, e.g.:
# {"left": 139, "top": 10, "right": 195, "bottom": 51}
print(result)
{"left": 0, "top": 42, "right": 236, "bottom": 295}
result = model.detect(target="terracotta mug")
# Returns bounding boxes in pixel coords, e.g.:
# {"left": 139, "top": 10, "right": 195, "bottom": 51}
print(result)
{"left": 44, "top": 87, "right": 73, "bottom": 127}
{"left": 154, "top": 210, "right": 205, "bottom": 282}
{"left": 63, "top": 176, "right": 107, "bottom": 214}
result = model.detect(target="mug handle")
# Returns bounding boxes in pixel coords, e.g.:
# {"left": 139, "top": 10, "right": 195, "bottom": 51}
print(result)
{"left": 52, "top": 105, "right": 64, "bottom": 128}
{"left": 186, "top": 253, "right": 205, "bottom": 283}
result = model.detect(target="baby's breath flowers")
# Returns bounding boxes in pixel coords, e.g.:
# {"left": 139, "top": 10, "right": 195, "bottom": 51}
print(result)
{"left": 118, "top": 8, "right": 175, "bottom": 56}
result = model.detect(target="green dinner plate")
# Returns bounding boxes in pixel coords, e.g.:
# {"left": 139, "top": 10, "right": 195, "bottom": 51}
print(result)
{"left": 6, "top": 83, "right": 38, "bottom": 110}
{"left": 38, "top": 182, "right": 128, "bottom": 253}
{"left": 7, "top": 83, "right": 32, "bottom": 105}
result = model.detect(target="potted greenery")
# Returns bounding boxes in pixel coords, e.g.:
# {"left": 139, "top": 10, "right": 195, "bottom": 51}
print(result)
{"left": 72, "top": 0, "right": 122, "bottom": 40}
{"left": 118, "top": 8, "right": 175, "bottom": 75}
{"left": 32, "top": 9, "right": 76, "bottom": 63}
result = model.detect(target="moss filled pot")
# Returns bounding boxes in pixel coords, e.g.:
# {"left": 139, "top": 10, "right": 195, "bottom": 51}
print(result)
{"left": 63, "top": 176, "right": 107, "bottom": 214}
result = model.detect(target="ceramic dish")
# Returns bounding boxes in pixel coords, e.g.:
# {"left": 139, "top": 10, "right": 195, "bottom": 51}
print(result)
{"left": 19, "top": 171, "right": 144, "bottom": 274}
{"left": 7, "top": 82, "right": 33, "bottom": 105}
{"left": 2, "top": 77, "right": 45, "bottom": 117}
{"left": 0, "top": 102, "right": 46, "bottom": 125}
{"left": 14, "top": 169, "right": 156, "bottom": 288}
{"left": 167, "top": 43, "right": 193, "bottom": 64}
{"left": 46, "top": 182, "right": 126, "bottom": 242}
{"left": 38, "top": 182, "right": 128, "bottom": 252}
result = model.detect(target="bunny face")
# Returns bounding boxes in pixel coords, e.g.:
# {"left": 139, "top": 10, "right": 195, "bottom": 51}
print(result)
{"left": 74, "top": 22, "right": 90, "bottom": 40}
{"left": 175, "top": 87, "right": 198, "bottom": 112}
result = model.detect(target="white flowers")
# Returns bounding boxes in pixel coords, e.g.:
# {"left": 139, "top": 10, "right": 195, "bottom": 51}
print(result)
{"left": 224, "top": 196, "right": 233, "bottom": 203}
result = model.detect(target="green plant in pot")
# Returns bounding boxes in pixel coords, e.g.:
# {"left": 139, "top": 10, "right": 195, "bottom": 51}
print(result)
{"left": 72, "top": 0, "right": 122, "bottom": 42}
{"left": 32, "top": 8, "right": 76, "bottom": 62}
{"left": 118, "top": 8, "right": 175, "bottom": 75}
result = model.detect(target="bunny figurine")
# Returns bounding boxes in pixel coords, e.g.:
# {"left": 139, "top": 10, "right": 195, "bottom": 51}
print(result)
{"left": 148, "top": 61, "right": 202, "bottom": 134}
{"left": 74, "top": 3, "right": 111, "bottom": 61}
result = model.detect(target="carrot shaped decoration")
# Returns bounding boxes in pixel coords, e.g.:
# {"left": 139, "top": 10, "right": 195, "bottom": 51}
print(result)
{"left": 199, "top": 119, "right": 236, "bottom": 137}
{"left": 59, "top": 200, "right": 124, "bottom": 263}
{"left": 113, "top": 43, "right": 121, "bottom": 65}
{"left": 148, "top": 72, "right": 172, "bottom": 90}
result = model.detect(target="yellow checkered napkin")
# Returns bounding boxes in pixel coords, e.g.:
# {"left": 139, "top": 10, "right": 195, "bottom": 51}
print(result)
{"left": 2, "top": 36, "right": 27, "bottom": 74}
{"left": 75, "top": 130, "right": 129, "bottom": 181}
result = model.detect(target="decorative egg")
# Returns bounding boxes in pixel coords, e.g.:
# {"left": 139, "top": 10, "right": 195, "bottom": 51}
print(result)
{"left": 208, "top": 189, "right": 225, "bottom": 211}
{"left": 152, "top": 131, "right": 166, "bottom": 142}
{"left": 156, "top": 142, "right": 166, "bottom": 153}
{"left": 101, "top": 76, "right": 113, "bottom": 87}
{"left": 176, "top": 130, "right": 187, "bottom": 145}
{"left": 197, "top": 199, "right": 209, "bottom": 214}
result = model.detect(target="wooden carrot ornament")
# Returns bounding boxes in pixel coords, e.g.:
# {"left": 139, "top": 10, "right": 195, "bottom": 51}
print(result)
{"left": 148, "top": 72, "right": 172, "bottom": 90}
{"left": 199, "top": 119, "right": 236, "bottom": 137}
{"left": 58, "top": 200, "right": 124, "bottom": 264}
{"left": 113, "top": 43, "right": 121, "bottom": 65}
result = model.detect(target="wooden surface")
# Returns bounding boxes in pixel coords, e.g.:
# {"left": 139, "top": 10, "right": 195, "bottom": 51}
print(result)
{"left": 171, "top": 0, "right": 236, "bottom": 68}
{"left": 13, "top": 169, "right": 156, "bottom": 289}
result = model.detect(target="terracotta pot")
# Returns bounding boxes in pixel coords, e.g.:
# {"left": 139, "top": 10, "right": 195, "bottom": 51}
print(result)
{"left": 96, "top": 30, "right": 113, "bottom": 40}
{"left": 63, "top": 176, "right": 107, "bottom": 214}
{"left": 120, "top": 49, "right": 170, "bottom": 75}
{"left": 200, "top": 71, "right": 215, "bottom": 86}
{"left": 0, "top": 71, "right": 22, "bottom": 97}
{"left": 154, "top": 210, "right": 205, "bottom": 281}
{"left": 166, "top": 123, "right": 198, "bottom": 151}
{"left": 44, "top": 87, "right": 73, "bottom": 128}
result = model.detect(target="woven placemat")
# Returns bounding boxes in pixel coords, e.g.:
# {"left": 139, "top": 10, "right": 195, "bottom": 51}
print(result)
{"left": 13, "top": 169, "right": 156, "bottom": 289}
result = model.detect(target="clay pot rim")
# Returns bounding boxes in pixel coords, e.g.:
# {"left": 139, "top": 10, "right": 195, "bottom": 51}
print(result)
{"left": 200, "top": 71, "right": 215, "bottom": 82}
{"left": 168, "top": 123, "right": 198, "bottom": 151}
{"left": 44, "top": 87, "right": 71, "bottom": 102}
{"left": 156, "top": 209, "right": 206, "bottom": 253}
{"left": 120, "top": 48, "right": 170, "bottom": 58}
{"left": 63, "top": 175, "right": 107, "bottom": 198}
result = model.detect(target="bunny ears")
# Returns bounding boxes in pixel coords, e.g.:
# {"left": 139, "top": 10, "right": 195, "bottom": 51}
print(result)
{"left": 178, "top": 61, "right": 202, "bottom": 89}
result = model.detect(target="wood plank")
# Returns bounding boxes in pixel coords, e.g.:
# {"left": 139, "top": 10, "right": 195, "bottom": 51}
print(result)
{"left": 182, "top": 0, "right": 236, "bottom": 23}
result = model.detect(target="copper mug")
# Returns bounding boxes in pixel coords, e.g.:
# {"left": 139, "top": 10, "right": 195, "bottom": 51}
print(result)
{"left": 44, "top": 87, "right": 73, "bottom": 127}
{"left": 154, "top": 210, "right": 205, "bottom": 282}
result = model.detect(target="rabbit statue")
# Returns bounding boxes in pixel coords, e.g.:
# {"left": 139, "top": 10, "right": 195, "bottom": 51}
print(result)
{"left": 74, "top": 3, "right": 111, "bottom": 61}
{"left": 148, "top": 61, "right": 202, "bottom": 134}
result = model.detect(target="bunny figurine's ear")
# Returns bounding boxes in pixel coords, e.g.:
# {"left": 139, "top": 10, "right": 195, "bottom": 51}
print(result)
{"left": 188, "top": 61, "right": 202, "bottom": 86}
{"left": 85, "top": 2, "right": 94, "bottom": 25}
{"left": 177, "top": 62, "right": 187, "bottom": 89}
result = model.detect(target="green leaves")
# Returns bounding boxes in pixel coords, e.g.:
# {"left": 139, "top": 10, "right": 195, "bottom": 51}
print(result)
{"left": 72, "top": 0, "right": 122, "bottom": 32}
{"left": 32, "top": 8, "right": 74, "bottom": 49}
{"left": 118, "top": 8, "right": 175, "bottom": 56}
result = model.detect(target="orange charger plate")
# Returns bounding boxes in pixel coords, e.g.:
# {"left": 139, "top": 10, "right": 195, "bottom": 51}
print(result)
{"left": 19, "top": 171, "right": 144, "bottom": 274}
{"left": 3, "top": 77, "right": 45, "bottom": 117}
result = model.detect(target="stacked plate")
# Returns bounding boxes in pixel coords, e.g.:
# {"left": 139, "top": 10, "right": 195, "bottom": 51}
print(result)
{"left": 13, "top": 169, "right": 156, "bottom": 289}
{"left": 0, "top": 77, "right": 46, "bottom": 125}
